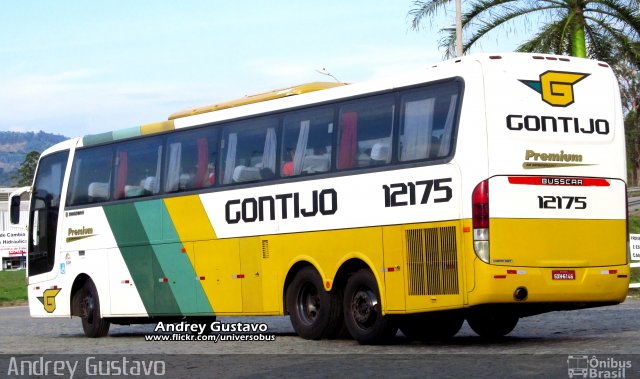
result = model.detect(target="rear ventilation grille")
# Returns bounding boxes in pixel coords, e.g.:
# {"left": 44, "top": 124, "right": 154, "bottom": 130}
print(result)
{"left": 261, "top": 240, "right": 270, "bottom": 259}
{"left": 406, "top": 226, "right": 459, "bottom": 296}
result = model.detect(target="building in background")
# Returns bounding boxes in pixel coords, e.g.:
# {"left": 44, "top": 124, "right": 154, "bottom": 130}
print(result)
{"left": 0, "top": 188, "right": 28, "bottom": 270}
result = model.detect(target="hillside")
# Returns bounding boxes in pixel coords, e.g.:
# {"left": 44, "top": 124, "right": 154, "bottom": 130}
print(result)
{"left": 0, "top": 131, "right": 68, "bottom": 186}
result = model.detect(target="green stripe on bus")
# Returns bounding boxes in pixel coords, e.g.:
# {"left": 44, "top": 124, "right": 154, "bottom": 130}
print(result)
{"left": 112, "top": 126, "right": 142, "bottom": 141}
{"left": 135, "top": 200, "right": 213, "bottom": 314}
{"left": 82, "top": 132, "right": 114, "bottom": 146}
{"left": 103, "top": 203, "right": 182, "bottom": 316}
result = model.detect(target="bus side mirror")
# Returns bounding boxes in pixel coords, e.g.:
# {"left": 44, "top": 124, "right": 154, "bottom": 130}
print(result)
{"left": 10, "top": 196, "right": 20, "bottom": 224}
{"left": 9, "top": 186, "right": 30, "bottom": 226}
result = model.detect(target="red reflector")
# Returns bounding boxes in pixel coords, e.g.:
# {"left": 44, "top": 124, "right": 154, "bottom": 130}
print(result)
{"left": 199, "top": 276, "right": 206, "bottom": 280}
{"left": 234, "top": 274, "right": 245, "bottom": 279}
{"left": 508, "top": 176, "right": 610, "bottom": 186}
{"left": 609, "top": 270, "right": 618, "bottom": 274}
{"left": 35, "top": 286, "right": 40, "bottom": 290}
{"left": 507, "top": 270, "right": 517, "bottom": 275}
{"left": 52, "top": 285, "right": 58, "bottom": 290}
{"left": 494, "top": 275, "right": 507, "bottom": 279}
{"left": 159, "top": 278, "right": 168, "bottom": 283}
{"left": 181, "top": 248, "right": 187, "bottom": 253}
{"left": 387, "top": 267, "right": 395, "bottom": 272}
{"left": 325, "top": 281, "right": 331, "bottom": 289}
{"left": 463, "top": 227, "right": 471, "bottom": 233}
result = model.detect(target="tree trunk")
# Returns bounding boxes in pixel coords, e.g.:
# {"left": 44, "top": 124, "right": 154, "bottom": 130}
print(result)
{"left": 572, "top": 15, "right": 587, "bottom": 57}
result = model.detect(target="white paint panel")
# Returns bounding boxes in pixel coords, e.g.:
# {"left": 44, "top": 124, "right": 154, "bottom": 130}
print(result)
{"left": 490, "top": 176, "right": 626, "bottom": 219}
{"left": 201, "top": 164, "right": 461, "bottom": 239}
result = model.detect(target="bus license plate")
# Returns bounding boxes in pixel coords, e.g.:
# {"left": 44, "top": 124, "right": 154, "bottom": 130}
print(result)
{"left": 552, "top": 270, "right": 576, "bottom": 280}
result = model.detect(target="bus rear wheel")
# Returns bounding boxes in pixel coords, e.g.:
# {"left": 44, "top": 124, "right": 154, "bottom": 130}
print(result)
{"left": 399, "top": 311, "right": 464, "bottom": 341}
{"left": 467, "top": 312, "right": 518, "bottom": 338}
{"left": 79, "top": 279, "right": 110, "bottom": 338}
{"left": 286, "top": 267, "right": 343, "bottom": 340}
{"left": 343, "top": 269, "right": 397, "bottom": 345}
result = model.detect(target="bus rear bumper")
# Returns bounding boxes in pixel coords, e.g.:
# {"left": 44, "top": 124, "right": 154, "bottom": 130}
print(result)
{"left": 468, "top": 259, "right": 630, "bottom": 308}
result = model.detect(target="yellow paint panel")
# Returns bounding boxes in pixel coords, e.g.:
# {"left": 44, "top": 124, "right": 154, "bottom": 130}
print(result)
{"left": 382, "top": 226, "right": 405, "bottom": 311}
{"left": 169, "top": 82, "right": 347, "bottom": 119}
{"left": 490, "top": 218, "right": 627, "bottom": 267}
{"left": 140, "top": 120, "right": 175, "bottom": 135}
{"left": 164, "top": 196, "right": 217, "bottom": 241}
{"left": 195, "top": 239, "right": 242, "bottom": 313}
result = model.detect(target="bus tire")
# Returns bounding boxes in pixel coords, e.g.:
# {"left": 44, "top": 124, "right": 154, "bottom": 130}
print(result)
{"left": 343, "top": 269, "right": 397, "bottom": 345}
{"left": 286, "top": 266, "right": 343, "bottom": 340}
{"left": 79, "top": 279, "right": 110, "bottom": 338}
{"left": 399, "top": 312, "right": 464, "bottom": 341}
{"left": 467, "top": 313, "right": 518, "bottom": 338}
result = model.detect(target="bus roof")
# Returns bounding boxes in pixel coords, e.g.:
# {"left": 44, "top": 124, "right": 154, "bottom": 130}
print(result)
{"left": 168, "top": 81, "right": 347, "bottom": 120}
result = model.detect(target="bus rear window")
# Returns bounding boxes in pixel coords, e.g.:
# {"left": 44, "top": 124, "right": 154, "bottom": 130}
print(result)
{"left": 399, "top": 82, "right": 460, "bottom": 162}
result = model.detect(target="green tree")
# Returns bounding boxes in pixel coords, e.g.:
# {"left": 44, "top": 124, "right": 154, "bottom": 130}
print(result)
{"left": 12, "top": 151, "right": 40, "bottom": 187}
{"left": 410, "top": 0, "right": 640, "bottom": 61}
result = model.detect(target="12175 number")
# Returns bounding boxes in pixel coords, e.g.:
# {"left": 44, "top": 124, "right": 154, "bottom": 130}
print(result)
{"left": 383, "top": 178, "right": 452, "bottom": 207}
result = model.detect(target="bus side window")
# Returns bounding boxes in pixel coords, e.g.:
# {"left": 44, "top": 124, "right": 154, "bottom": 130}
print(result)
{"left": 67, "top": 145, "right": 113, "bottom": 206}
{"left": 115, "top": 137, "right": 163, "bottom": 199}
{"left": 221, "top": 117, "right": 278, "bottom": 184}
{"left": 337, "top": 95, "right": 394, "bottom": 170}
{"left": 399, "top": 82, "right": 459, "bottom": 162}
{"left": 165, "top": 129, "right": 218, "bottom": 193}
{"left": 281, "top": 107, "right": 333, "bottom": 177}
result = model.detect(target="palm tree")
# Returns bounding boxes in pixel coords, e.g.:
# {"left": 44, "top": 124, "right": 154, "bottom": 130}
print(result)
{"left": 410, "top": 0, "right": 640, "bottom": 61}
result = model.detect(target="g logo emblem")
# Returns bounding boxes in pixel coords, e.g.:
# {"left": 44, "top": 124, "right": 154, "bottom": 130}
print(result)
{"left": 520, "top": 71, "right": 589, "bottom": 107}
{"left": 37, "top": 288, "right": 61, "bottom": 313}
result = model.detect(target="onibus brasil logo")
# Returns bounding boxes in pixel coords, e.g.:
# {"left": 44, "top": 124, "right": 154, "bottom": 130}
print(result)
{"left": 520, "top": 70, "right": 589, "bottom": 107}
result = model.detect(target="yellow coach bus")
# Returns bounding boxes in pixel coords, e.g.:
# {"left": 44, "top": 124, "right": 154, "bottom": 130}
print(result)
{"left": 11, "top": 53, "right": 629, "bottom": 344}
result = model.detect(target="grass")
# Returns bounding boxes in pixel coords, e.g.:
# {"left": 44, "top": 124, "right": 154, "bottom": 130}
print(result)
{"left": 0, "top": 269, "right": 27, "bottom": 306}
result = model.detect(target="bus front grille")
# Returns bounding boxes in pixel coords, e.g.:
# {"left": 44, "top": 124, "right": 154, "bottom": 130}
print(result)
{"left": 405, "top": 226, "right": 459, "bottom": 296}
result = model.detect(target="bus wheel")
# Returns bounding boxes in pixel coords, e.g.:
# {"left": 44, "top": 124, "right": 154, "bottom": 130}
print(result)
{"left": 286, "top": 267, "right": 343, "bottom": 340}
{"left": 343, "top": 269, "right": 397, "bottom": 345}
{"left": 399, "top": 312, "right": 464, "bottom": 341}
{"left": 467, "top": 313, "right": 518, "bottom": 338}
{"left": 79, "top": 279, "right": 110, "bottom": 338}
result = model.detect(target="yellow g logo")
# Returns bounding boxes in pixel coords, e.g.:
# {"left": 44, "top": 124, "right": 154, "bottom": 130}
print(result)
{"left": 520, "top": 71, "right": 589, "bottom": 107}
{"left": 37, "top": 288, "right": 61, "bottom": 313}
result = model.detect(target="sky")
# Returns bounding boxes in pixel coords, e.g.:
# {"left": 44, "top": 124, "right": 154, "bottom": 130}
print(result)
{"left": 0, "top": 1, "right": 512, "bottom": 138}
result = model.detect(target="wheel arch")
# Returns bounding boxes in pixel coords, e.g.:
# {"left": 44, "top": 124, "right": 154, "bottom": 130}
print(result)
{"left": 70, "top": 273, "right": 91, "bottom": 317}
{"left": 282, "top": 259, "right": 320, "bottom": 314}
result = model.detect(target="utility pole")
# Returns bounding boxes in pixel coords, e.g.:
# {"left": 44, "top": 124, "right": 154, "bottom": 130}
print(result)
{"left": 455, "top": 0, "right": 463, "bottom": 57}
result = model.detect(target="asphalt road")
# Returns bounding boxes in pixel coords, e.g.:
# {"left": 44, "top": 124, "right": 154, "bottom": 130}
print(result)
{"left": 1, "top": 298, "right": 639, "bottom": 378}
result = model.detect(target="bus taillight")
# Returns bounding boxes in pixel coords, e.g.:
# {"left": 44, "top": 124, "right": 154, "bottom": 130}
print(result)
{"left": 472, "top": 180, "right": 490, "bottom": 263}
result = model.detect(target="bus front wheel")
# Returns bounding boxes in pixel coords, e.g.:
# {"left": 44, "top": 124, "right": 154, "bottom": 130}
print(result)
{"left": 467, "top": 312, "right": 518, "bottom": 338}
{"left": 79, "top": 279, "right": 110, "bottom": 338}
{"left": 286, "top": 267, "right": 343, "bottom": 340}
{"left": 343, "top": 269, "right": 397, "bottom": 344}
